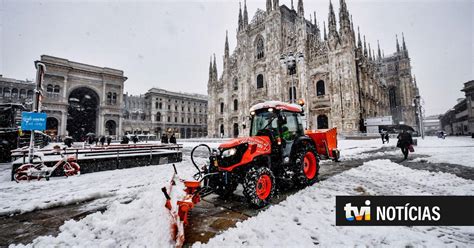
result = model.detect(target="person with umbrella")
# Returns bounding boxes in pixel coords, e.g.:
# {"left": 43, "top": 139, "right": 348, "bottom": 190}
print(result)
{"left": 397, "top": 130, "right": 414, "bottom": 160}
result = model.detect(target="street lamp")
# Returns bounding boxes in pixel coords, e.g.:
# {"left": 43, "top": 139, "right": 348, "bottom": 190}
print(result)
{"left": 280, "top": 52, "right": 304, "bottom": 103}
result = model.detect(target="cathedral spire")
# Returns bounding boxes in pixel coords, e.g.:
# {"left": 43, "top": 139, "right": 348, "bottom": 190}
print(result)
{"left": 328, "top": 1, "right": 338, "bottom": 38}
{"left": 363, "top": 35, "right": 367, "bottom": 57}
{"left": 224, "top": 30, "right": 229, "bottom": 59}
{"left": 323, "top": 21, "right": 327, "bottom": 41}
{"left": 297, "top": 0, "right": 304, "bottom": 16}
{"left": 338, "top": 0, "right": 351, "bottom": 35}
{"left": 212, "top": 54, "right": 217, "bottom": 81}
{"left": 357, "top": 26, "right": 362, "bottom": 49}
{"left": 368, "top": 43, "right": 372, "bottom": 61}
{"left": 266, "top": 0, "right": 272, "bottom": 13}
{"left": 243, "top": 0, "right": 248, "bottom": 27}
{"left": 402, "top": 32, "right": 407, "bottom": 51}
{"left": 291, "top": 0, "right": 294, "bottom": 10}
{"left": 273, "top": 0, "right": 279, "bottom": 10}
{"left": 396, "top": 34, "right": 400, "bottom": 53}
{"left": 377, "top": 40, "right": 382, "bottom": 60}
{"left": 314, "top": 11, "right": 317, "bottom": 26}
{"left": 238, "top": 2, "right": 242, "bottom": 31}
{"left": 208, "top": 56, "right": 213, "bottom": 82}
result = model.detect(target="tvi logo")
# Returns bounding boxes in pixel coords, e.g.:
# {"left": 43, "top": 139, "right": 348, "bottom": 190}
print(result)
{"left": 344, "top": 200, "right": 371, "bottom": 221}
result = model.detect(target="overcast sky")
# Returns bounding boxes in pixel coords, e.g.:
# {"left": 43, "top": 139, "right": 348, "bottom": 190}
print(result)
{"left": 1, "top": 0, "right": 472, "bottom": 116}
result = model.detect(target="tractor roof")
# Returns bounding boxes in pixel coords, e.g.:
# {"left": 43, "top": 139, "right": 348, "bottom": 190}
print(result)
{"left": 249, "top": 101, "right": 302, "bottom": 113}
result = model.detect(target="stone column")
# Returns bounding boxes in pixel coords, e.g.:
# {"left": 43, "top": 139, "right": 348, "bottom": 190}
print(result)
{"left": 61, "top": 110, "right": 67, "bottom": 137}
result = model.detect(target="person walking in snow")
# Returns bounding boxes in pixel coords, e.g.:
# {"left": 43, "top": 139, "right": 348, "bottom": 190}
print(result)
{"left": 384, "top": 132, "right": 390, "bottom": 143}
{"left": 99, "top": 136, "right": 106, "bottom": 146}
{"left": 169, "top": 134, "right": 176, "bottom": 144}
{"left": 106, "top": 136, "right": 112, "bottom": 146}
{"left": 397, "top": 130, "right": 414, "bottom": 159}
{"left": 380, "top": 130, "right": 386, "bottom": 144}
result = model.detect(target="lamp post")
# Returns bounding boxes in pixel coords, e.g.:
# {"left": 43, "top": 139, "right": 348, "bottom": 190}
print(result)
{"left": 280, "top": 52, "right": 304, "bottom": 103}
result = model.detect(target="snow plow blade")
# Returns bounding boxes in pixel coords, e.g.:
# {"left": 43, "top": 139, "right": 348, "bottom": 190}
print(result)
{"left": 161, "top": 164, "right": 201, "bottom": 247}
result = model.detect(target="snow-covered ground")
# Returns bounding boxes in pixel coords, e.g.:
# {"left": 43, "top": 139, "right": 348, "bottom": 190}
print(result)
{"left": 197, "top": 160, "right": 474, "bottom": 247}
{"left": 4, "top": 137, "right": 474, "bottom": 247}
{"left": 412, "top": 136, "right": 474, "bottom": 167}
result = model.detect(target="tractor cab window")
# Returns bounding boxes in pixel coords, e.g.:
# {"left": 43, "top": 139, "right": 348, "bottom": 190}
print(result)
{"left": 281, "top": 111, "right": 303, "bottom": 141}
{"left": 250, "top": 111, "right": 278, "bottom": 136}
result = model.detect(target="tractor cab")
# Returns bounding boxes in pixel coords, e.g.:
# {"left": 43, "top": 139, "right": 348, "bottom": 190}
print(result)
{"left": 249, "top": 101, "right": 305, "bottom": 159}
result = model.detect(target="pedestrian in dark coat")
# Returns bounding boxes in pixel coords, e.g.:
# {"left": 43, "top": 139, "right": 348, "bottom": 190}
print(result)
{"left": 99, "top": 136, "right": 106, "bottom": 146}
{"left": 161, "top": 134, "right": 169, "bottom": 144}
{"left": 106, "top": 136, "right": 112, "bottom": 146}
{"left": 169, "top": 134, "right": 176, "bottom": 144}
{"left": 397, "top": 130, "right": 414, "bottom": 159}
{"left": 121, "top": 135, "right": 129, "bottom": 144}
{"left": 384, "top": 133, "right": 390, "bottom": 143}
{"left": 380, "top": 131, "right": 385, "bottom": 144}
{"left": 132, "top": 135, "right": 139, "bottom": 144}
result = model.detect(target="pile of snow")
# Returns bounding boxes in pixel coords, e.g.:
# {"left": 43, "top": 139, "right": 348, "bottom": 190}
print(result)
{"left": 198, "top": 160, "right": 474, "bottom": 247}
{"left": 0, "top": 160, "right": 197, "bottom": 216}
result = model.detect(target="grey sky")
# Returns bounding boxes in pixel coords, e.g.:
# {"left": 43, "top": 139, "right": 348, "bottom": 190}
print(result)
{"left": 1, "top": 0, "right": 472, "bottom": 116}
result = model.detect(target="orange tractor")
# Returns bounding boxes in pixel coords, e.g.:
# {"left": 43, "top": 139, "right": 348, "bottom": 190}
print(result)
{"left": 162, "top": 100, "right": 339, "bottom": 246}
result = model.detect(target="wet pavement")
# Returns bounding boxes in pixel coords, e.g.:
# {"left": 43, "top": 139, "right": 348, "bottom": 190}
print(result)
{"left": 1, "top": 145, "right": 473, "bottom": 247}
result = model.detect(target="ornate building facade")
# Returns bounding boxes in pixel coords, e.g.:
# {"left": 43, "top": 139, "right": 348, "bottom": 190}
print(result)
{"left": 1, "top": 55, "right": 208, "bottom": 141}
{"left": 122, "top": 88, "right": 208, "bottom": 138}
{"left": 207, "top": 0, "right": 419, "bottom": 137}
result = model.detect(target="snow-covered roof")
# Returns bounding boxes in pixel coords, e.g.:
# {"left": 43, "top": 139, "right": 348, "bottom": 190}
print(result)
{"left": 249, "top": 101, "right": 302, "bottom": 113}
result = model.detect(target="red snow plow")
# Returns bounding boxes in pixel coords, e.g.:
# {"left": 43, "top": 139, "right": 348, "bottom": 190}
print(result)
{"left": 162, "top": 100, "right": 340, "bottom": 246}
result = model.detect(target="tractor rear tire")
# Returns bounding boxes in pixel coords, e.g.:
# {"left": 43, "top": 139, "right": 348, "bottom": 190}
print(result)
{"left": 292, "top": 144, "right": 319, "bottom": 187}
{"left": 243, "top": 166, "right": 275, "bottom": 208}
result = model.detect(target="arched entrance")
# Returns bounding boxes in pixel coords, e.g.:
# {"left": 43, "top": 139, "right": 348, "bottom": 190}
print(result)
{"left": 46, "top": 117, "right": 59, "bottom": 137}
{"left": 105, "top": 120, "right": 116, "bottom": 136}
{"left": 67, "top": 87, "right": 100, "bottom": 141}
{"left": 233, "top": 123, "right": 239, "bottom": 138}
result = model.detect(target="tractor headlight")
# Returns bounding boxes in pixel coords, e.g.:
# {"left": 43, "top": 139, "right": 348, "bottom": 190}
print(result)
{"left": 221, "top": 148, "right": 237, "bottom": 158}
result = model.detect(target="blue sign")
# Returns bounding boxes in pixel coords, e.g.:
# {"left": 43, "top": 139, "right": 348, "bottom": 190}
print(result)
{"left": 21, "top": 112, "right": 47, "bottom": 131}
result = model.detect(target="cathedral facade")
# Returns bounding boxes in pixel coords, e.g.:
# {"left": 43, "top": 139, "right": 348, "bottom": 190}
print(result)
{"left": 207, "top": 0, "right": 419, "bottom": 138}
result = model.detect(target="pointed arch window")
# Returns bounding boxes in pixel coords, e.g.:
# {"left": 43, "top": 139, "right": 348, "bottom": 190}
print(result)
{"left": 53, "top": 85, "right": 60, "bottom": 93}
{"left": 316, "top": 80, "right": 325, "bottom": 96}
{"left": 289, "top": 86, "right": 297, "bottom": 102}
{"left": 256, "top": 74, "right": 264, "bottom": 89}
{"left": 233, "top": 78, "right": 238, "bottom": 91}
{"left": 256, "top": 36, "right": 264, "bottom": 59}
{"left": 233, "top": 99, "right": 238, "bottom": 111}
{"left": 47, "top": 84, "right": 53, "bottom": 93}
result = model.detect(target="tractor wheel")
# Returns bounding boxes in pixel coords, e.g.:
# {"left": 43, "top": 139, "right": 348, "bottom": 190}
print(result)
{"left": 292, "top": 144, "right": 319, "bottom": 186}
{"left": 243, "top": 166, "right": 275, "bottom": 208}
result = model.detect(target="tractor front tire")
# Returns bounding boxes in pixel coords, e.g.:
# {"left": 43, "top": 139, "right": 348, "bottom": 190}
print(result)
{"left": 243, "top": 166, "right": 275, "bottom": 208}
{"left": 292, "top": 144, "right": 319, "bottom": 187}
